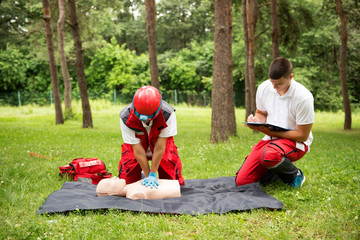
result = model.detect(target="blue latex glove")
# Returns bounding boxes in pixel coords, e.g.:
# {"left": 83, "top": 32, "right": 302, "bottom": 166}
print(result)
{"left": 142, "top": 171, "right": 159, "bottom": 189}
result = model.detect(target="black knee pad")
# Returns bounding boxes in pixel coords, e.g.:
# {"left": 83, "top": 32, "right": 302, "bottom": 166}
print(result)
{"left": 269, "top": 157, "right": 298, "bottom": 184}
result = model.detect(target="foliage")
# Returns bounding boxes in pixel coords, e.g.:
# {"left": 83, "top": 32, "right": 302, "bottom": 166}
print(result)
{"left": 0, "top": 45, "right": 58, "bottom": 94}
{"left": 288, "top": 3, "right": 346, "bottom": 111}
{"left": 156, "top": 0, "right": 214, "bottom": 53}
{"left": 0, "top": 104, "right": 360, "bottom": 239}
{"left": 0, "top": 45, "right": 27, "bottom": 91}
{"left": 105, "top": 0, "right": 214, "bottom": 54}
{"left": 160, "top": 41, "right": 214, "bottom": 92}
{"left": 85, "top": 38, "right": 151, "bottom": 94}
{"left": 24, "top": 57, "right": 53, "bottom": 93}
{"left": 77, "top": 0, "right": 125, "bottom": 54}
{"left": 132, "top": 53, "right": 152, "bottom": 90}
{"left": 167, "top": 55, "right": 201, "bottom": 91}
{"left": 85, "top": 38, "right": 214, "bottom": 94}
{"left": 277, "top": 0, "right": 315, "bottom": 52}
{"left": 0, "top": 0, "right": 41, "bottom": 49}
{"left": 0, "top": 0, "right": 360, "bottom": 111}
{"left": 115, "top": 0, "right": 148, "bottom": 54}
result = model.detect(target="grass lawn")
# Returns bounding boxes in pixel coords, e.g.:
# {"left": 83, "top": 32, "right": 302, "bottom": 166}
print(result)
{"left": 1, "top": 101, "right": 359, "bottom": 239}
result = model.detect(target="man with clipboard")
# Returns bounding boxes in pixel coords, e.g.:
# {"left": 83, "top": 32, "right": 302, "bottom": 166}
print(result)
{"left": 236, "top": 58, "right": 314, "bottom": 188}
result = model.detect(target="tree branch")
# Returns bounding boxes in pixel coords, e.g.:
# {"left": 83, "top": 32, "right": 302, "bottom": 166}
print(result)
{"left": 258, "top": 1, "right": 270, "bottom": 9}
{"left": 255, "top": 26, "right": 270, "bottom": 40}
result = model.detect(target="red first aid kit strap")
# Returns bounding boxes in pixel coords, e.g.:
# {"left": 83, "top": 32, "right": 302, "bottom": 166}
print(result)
{"left": 79, "top": 160, "right": 102, "bottom": 168}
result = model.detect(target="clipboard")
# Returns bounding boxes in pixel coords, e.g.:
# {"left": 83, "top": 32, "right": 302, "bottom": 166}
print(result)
{"left": 243, "top": 122, "right": 290, "bottom": 131}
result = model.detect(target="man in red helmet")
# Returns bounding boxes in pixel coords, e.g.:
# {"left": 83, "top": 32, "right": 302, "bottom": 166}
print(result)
{"left": 118, "top": 86, "right": 184, "bottom": 189}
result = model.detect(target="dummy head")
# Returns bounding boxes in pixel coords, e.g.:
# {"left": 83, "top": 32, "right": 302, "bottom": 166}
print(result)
{"left": 96, "top": 177, "right": 126, "bottom": 197}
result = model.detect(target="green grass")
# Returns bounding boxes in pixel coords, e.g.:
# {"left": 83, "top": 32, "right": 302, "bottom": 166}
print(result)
{"left": 1, "top": 101, "right": 359, "bottom": 239}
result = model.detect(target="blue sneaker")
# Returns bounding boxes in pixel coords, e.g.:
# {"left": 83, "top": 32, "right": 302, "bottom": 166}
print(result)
{"left": 289, "top": 169, "right": 306, "bottom": 188}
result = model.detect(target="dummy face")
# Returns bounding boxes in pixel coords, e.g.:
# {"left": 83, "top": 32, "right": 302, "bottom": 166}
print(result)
{"left": 270, "top": 73, "right": 293, "bottom": 95}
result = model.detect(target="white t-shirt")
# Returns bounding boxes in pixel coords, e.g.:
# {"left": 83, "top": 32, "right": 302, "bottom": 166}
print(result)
{"left": 120, "top": 112, "right": 177, "bottom": 145}
{"left": 256, "top": 79, "right": 314, "bottom": 146}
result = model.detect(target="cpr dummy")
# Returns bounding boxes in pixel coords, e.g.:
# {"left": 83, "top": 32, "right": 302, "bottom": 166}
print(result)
{"left": 96, "top": 177, "right": 181, "bottom": 200}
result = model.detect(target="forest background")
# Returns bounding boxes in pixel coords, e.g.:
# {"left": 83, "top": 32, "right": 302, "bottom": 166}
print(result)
{"left": 0, "top": 0, "right": 359, "bottom": 112}
{"left": 1, "top": 1, "right": 360, "bottom": 238}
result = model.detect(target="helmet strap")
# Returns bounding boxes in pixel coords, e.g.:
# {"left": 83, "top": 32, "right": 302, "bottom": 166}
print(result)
{"left": 133, "top": 99, "right": 162, "bottom": 122}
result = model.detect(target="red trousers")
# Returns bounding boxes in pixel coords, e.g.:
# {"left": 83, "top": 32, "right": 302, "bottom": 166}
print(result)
{"left": 118, "top": 138, "right": 184, "bottom": 186}
{"left": 235, "top": 139, "right": 308, "bottom": 186}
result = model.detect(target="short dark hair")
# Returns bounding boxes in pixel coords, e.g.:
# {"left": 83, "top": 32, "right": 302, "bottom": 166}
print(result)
{"left": 268, "top": 57, "right": 293, "bottom": 79}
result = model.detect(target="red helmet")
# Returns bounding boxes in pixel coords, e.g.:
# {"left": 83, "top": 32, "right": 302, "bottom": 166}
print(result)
{"left": 132, "top": 86, "right": 162, "bottom": 122}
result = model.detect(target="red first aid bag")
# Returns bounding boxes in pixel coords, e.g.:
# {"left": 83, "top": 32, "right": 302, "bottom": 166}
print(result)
{"left": 59, "top": 158, "right": 112, "bottom": 185}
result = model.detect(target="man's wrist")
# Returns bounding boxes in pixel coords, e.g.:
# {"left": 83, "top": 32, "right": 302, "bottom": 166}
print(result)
{"left": 149, "top": 171, "right": 157, "bottom": 178}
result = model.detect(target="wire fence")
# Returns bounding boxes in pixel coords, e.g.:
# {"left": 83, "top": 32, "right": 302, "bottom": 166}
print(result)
{"left": 0, "top": 90, "right": 245, "bottom": 107}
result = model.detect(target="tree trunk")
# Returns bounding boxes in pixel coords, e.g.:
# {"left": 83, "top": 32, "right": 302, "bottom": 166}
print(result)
{"left": 242, "top": 0, "right": 251, "bottom": 120}
{"left": 145, "top": 0, "right": 160, "bottom": 89}
{"left": 57, "top": 0, "right": 72, "bottom": 119}
{"left": 226, "top": 1, "right": 236, "bottom": 137}
{"left": 42, "top": 0, "right": 64, "bottom": 125}
{"left": 68, "top": 0, "right": 93, "bottom": 128}
{"left": 211, "top": 0, "right": 237, "bottom": 142}
{"left": 336, "top": 0, "right": 351, "bottom": 130}
{"left": 270, "top": 0, "right": 280, "bottom": 59}
{"left": 246, "top": 0, "right": 257, "bottom": 114}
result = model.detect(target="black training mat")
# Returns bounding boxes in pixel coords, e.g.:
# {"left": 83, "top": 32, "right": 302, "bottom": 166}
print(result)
{"left": 37, "top": 177, "right": 282, "bottom": 215}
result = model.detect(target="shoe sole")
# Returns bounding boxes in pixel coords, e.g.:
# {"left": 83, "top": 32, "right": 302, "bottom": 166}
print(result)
{"left": 300, "top": 175, "right": 306, "bottom": 187}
